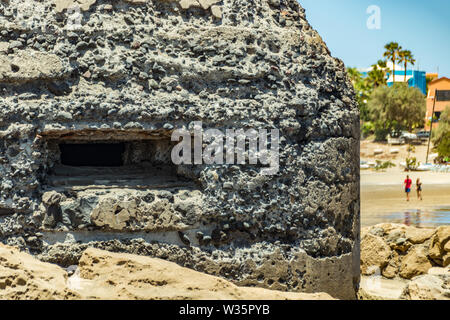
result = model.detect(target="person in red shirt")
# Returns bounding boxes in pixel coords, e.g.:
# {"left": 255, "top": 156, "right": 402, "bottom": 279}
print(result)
{"left": 404, "top": 175, "right": 412, "bottom": 201}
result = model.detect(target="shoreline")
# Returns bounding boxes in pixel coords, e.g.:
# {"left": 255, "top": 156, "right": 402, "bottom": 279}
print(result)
{"left": 361, "top": 170, "right": 450, "bottom": 227}
{"left": 361, "top": 170, "right": 450, "bottom": 186}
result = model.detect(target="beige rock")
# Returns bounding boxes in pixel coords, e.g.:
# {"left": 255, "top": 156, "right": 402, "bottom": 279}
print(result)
{"left": 382, "top": 264, "right": 397, "bottom": 279}
{"left": 124, "top": 0, "right": 147, "bottom": 3}
{"left": 364, "top": 226, "right": 384, "bottom": 237}
{"left": 90, "top": 198, "right": 138, "bottom": 230}
{"left": 179, "top": 0, "right": 200, "bottom": 10}
{"left": 445, "top": 241, "right": 450, "bottom": 252}
{"left": 0, "top": 244, "right": 79, "bottom": 300}
{"left": 429, "top": 226, "right": 450, "bottom": 266}
{"left": 0, "top": 51, "right": 66, "bottom": 83}
{"left": 210, "top": 5, "right": 222, "bottom": 19}
{"left": 444, "top": 253, "right": 450, "bottom": 268}
{"left": 382, "top": 251, "right": 400, "bottom": 279}
{"left": 42, "top": 191, "right": 65, "bottom": 206}
{"left": 54, "top": 0, "right": 97, "bottom": 13}
{"left": 400, "top": 245, "right": 433, "bottom": 279}
{"left": 0, "top": 244, "right": 334, "bottom": 300}
{"left": 405, "top": 227, "right": 435, "bottom": 244}
{"left": 198, "top": 0, "right": 221, "bottom": 10}
{"left": 428, "top": 267, "right": 450, "bottom": 276}
{"left": 361, "top": 234, "right": 391, "bottom": 275}
{"left": 376, "top": 223, "right": 406, "bottom": 235}
{"left": 0, "top": 42, "right": 8, "bottom": 53}
{"left": 359, "top": 276, "right": 408, "bottom": 300}
{"left": 386, "top": 229, "right": 406, "bottom": 243}
{"left": 402, "top": 275, "right": 450, "bottom": 300}
{"left": 78, "top": 0, "right": 97, "bottom": 11}
{"left": 361, "top": 225, "right": 450, "bottom": 282}
{"left": 54, "top": 0, "right": 73, "bottom": 12}
{"left": 389, "top": 238, "right": 411, "bottom": 253}
{"left": 75, "top": 248, "right": 334, "bottom": 300}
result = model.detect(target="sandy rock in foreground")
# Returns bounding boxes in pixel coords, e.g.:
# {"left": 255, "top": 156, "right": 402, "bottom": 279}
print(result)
{"left": 361, "top": 224, "right": 450, "bottom": 279}
{"left": 405, "top": 227, "right": 435, "bottom": 245}
{"left": 360, "top": 224, "right": 450, "bottom": 300}
{"left": 0, "top": 244, "right": 79, "bottom": 300}
{"left": 399, "top": 245, "right": 433, "bottom": 280}
{"left": 429, "top": 226, "right": 450, "bottom": 267}
{"left": 75, "top": 248, "right": 334, "bottom": 300}
{"left": 401, "top": 275, "right": 450, "bottom": 300}
{"left": 360, "top": 233, "right": 391, "bottom": 275}
{"left": 0, "top": 244, "right": 333, "bottom": 300}
{"left": 358, "top": 276, "right": 408, "bottom": 300}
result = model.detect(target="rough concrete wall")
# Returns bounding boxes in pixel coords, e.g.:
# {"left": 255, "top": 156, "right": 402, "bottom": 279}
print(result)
{"left": 0, "top": 0, "right": 360, "bottom": 299}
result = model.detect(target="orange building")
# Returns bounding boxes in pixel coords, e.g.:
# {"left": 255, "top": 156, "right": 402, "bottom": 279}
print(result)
{"left": 425, "top": 77, "right": 450, "bottom": 130}
{"left": 426, "top": 73, "right": 439, "bottom": 82}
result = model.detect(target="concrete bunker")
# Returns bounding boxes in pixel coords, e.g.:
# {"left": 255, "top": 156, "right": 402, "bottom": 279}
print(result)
{"left": 35, "top": 130, "right": 202, "bottom": 233}
{"left": 40, "top": 130, "right": 187, "bottom": 189}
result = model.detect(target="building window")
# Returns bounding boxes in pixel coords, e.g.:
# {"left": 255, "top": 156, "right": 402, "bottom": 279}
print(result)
{"left": 436, "top": 90, "right": 450, "bottom": 101}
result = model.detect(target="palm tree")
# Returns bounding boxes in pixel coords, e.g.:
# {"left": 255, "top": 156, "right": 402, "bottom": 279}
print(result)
{"left": 383, "top": 42, "right": 402, "bottom": 83}
{"left": 367, "top": 60, "right": 388, "bottom": 87}
{"left": 368, "top": 65, "right": 384, "bottom": 87}
{"left": 377, "top": 60, "right": 388, "bottom": 80}
{"left": 398, "top": 50, "right": 416, "bottom": 82}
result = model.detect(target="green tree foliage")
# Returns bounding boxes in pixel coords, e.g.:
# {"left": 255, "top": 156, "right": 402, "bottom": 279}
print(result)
{"left": 367, "top": 83, "right": 426, "bottom": 140}
{"left": 347, "top": 42, "right": 421, "bottom": 141}
{"left": 346, "top": 67, "right": 371, "bottom": 121}
{"left": 432, "top": 106, "right": 450, "bottom": 157}
{"left": 347, "top": 60, "right": 389, "bottom": 122}
{"left": 367, "top": 60, "right": 388, "bottom": 88}
{"left": 374, "top": 160, "right": 396, "bottom": 171}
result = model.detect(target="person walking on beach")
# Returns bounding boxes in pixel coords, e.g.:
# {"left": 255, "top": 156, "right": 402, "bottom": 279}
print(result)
{"left": 404, "top": 175, "right": 412, "bottom": 201}
{"left": 416, "top": 178, "right": 423, "bottom": 201}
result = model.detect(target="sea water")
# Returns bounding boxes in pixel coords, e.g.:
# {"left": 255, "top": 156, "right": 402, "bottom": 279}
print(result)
{"left": 383, "top": 207, "right": 450, "bottom": 228}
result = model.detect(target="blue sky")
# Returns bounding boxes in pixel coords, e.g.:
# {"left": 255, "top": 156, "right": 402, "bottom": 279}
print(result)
{"left": 299, "top": 0, "right": 450, "bottom": 77}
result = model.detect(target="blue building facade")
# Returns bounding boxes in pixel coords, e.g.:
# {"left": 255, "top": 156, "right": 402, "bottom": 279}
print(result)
{"left": 386, "top": 70, "right": 427, "bottom": 95}
{"left": 360, "top": 64, "right": 427, "bottom": 95}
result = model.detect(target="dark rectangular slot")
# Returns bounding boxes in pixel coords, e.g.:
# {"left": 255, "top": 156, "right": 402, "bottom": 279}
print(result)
{"left": 59, "top": 143, "right": 125, "bottom": 167}
{"left": 436, "top": 90, "right": 450, "bottom": 101}
{"left": 0, "top": 208, "right": 15, "bottom": 216}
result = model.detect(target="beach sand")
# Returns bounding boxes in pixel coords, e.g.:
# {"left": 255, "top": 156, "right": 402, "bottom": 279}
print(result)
{"left": 361, "top": 170, "right": 450, "bottom": 227}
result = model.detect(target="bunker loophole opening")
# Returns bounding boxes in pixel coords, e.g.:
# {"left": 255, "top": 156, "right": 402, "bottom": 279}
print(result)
{"left": 59, "top": 143, "right": 126, "bottom": 167}
{"left": 40, "top": 131, "right": 193, "bottom": 189}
